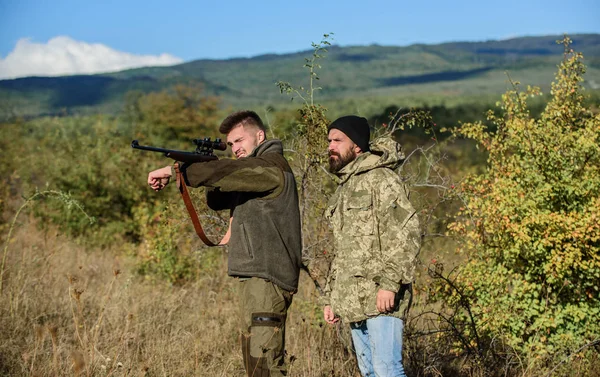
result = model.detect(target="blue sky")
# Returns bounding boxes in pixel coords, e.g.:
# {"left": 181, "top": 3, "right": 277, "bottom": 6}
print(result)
{"left": 0, "top": 0, "right": 599, "bottom": 78}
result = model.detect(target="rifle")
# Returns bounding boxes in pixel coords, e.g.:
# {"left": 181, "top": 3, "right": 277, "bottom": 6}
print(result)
{"left": 132, "top": 137, "right": 229, "bottom": 247}
{"left": 131, "top": 137, "right": 227, "bottom": 162}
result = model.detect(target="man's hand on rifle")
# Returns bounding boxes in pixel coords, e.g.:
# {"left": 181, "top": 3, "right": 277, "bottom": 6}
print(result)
{"left": 148, "top": 165, "right": 173, "bottom": 191}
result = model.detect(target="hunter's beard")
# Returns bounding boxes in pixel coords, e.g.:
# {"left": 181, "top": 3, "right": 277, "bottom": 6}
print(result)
{"left": 329, "top": 148, "right": 357, "bottom": 173}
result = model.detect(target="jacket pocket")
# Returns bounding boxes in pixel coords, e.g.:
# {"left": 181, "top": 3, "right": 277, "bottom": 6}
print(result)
{"left": 356, "top": 275, "right": 379, "bottom": 317}
{"left": 345, "top": 194, "right": 374, "bottom": 236}
{"left": 240, "top": 223, "right": 254, "bottom": 259}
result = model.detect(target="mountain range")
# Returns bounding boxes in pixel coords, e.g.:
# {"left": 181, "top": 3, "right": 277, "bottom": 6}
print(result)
{"left": 1, "top": 34, "right": 599, "bottom": 120}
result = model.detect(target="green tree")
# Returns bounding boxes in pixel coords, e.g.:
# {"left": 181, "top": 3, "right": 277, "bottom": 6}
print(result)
{"left": 441, "top": 36, "right": 600, "bottom": 370}
{"left": 135, "top": 84, "right": 221, "bottom": 140}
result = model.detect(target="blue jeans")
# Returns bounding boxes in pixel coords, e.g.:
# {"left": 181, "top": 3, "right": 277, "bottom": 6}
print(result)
{"left": 350, "top": 316, "right": 407, "bottom": 377}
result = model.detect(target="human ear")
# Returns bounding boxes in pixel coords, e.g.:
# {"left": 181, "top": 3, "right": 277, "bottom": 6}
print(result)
{"left": 257, "top": 130, "right": 265, "bottom": 143}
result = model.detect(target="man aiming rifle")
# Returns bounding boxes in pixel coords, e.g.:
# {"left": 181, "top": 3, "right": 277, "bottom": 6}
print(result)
{"left": 145, "top": 110, "right": 302, "bottom": 377}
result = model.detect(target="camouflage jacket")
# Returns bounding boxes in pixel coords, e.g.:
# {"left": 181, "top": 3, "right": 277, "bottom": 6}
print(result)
{"left": 323, "top": 137, "right": 421, "bottom": 323}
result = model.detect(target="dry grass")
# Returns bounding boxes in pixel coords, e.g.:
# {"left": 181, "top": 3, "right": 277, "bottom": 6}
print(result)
{"left": 0, "top": 215, "right": 362, "bottom": 377}
{"left": 2, "top": 214, "right": 599, "bottom": 376}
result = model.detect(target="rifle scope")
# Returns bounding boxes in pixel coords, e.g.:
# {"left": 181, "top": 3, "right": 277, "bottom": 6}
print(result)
{"left": 193, "top": 138, "right": 227, "bottom": 151}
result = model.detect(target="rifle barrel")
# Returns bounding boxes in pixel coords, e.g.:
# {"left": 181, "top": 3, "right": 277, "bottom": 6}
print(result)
{"left": 131, "top": 140, "right": 219, "bottom": 163}
{"left": 131, "top": 140, "right": 174, "bottom": 154}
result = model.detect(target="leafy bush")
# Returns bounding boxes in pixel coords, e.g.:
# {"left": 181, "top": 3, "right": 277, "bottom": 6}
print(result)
{"left": 439, "top": 37, "right": 600, "bottom": 369}
{"left": 130, "top": 84, "right": 221, "bottom": 140}
{"left": 0, "top": 83, "right": 226, "bottom": 248}
{"left": 3, "top": 116, "right": 154, "bottom": 245}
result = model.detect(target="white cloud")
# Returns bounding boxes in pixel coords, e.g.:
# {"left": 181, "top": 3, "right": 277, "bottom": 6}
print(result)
{"left": 0, "top": 36, "right": 184, "bottom": 79}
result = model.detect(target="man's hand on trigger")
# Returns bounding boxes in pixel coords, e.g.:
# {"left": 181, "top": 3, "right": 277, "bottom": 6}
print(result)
{"left": 323, "top": 305, "right": 339, "bottom": 324}
{"left": 376, "top": 289, "right": 396, "bottom": 313}
{"left": 148, "top": 165, "right": 172, "bottom": 191}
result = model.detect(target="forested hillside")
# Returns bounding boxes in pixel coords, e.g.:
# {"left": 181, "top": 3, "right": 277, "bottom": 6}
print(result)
{"left": 1, "top": 34, "right": 599, "bottom": 120}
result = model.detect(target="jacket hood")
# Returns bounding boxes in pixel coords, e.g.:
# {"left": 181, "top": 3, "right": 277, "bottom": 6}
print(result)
{"left": 334, "top": 137, "right": 405, "bottom": 185}
{"left": 250, "top": 139, "right": 283, "bottom": 157}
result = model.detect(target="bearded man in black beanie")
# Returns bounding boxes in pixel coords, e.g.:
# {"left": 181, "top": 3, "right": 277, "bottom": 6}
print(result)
{"left": 321, "top": 115, "right": 421, "bottom": 377}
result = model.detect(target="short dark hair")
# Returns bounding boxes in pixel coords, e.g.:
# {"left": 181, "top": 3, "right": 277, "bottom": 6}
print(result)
{"left": 219, "top": 110, "right": 266, "bottom": 134}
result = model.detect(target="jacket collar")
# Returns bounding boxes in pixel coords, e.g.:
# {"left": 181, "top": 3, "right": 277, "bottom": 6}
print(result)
{"left": 333, "top": 137, "right": 406, "bottom": 185}
{"left": 249, "top": 139, "right": 283, "bottom": 157}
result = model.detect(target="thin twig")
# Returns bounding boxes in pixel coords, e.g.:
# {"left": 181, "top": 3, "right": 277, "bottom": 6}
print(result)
{"left": 544, "top": 338, "right": 600, "bottom": 377}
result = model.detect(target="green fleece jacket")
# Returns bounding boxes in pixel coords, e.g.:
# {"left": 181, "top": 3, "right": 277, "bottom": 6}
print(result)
{"left": 180, "top": 139, "right": 302, "bottom": 292}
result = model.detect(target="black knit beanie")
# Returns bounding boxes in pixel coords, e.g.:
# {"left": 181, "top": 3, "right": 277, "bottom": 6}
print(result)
{"left": 328, "top": 115, "right": 370, "bottom": 152}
